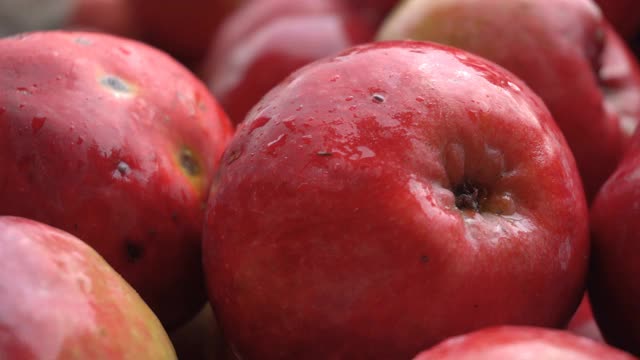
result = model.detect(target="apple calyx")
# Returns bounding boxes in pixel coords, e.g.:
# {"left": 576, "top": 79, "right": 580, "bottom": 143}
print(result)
{"left": 453, "top": 180, "right": 487, "bottom": 212}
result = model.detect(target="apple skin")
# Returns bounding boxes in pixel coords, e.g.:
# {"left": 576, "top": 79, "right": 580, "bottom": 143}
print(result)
{"left": 203, "top": 40, "right": 589, "bottom": 359}
{"left": 66, "top": 0, "right": 141, "bottom": 37}
{"left": 0, "top": 31, "right": 234, "bottom": 330}
{"left": 377, "top": 0, "right": 640, "bottom": 202}
{"left": 588, "top": 128, "right": 640, "bottom": 356}
{"left": 0, "top": 216, "right": 177, "bottom": 359}
{"left": 203, "top": 0, "right": 374, "bottom": 125}
{"left": 595, "top": 0, "right": 640, "bottom": 39}
{"left": 128, "top": 0, "right": 242, "bottom": 63}
{"left": 566, "top": 294, "right": 604, "bottom": 342}
{"left": 412, "top": 326, "right": 635, "bottom": 359}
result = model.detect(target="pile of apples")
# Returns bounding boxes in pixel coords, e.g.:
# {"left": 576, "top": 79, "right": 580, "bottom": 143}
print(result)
{"left": 1, "top": 0, "right": 640, "bottom": 359}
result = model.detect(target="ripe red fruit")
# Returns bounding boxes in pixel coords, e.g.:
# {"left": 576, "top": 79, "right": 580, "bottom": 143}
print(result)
{"left": 203, "top": 40, "right": 589, "bottom": 359}
{"left": 0, "top": 216, "right": 177, "bottom": 359}
{"left": 0, "top": 31, "right": 233, "bottom": 330}
{"left": 377, "top": 0, "right": 640, "bottom": 202}
{"left": 589, "top": 128, "right": 640, "bottom": 356}
{"left": 412, "top": 326, "right": 635, "bottom": 359}
{"left": 204, "top": 0, "right": 374, "bottom": 125}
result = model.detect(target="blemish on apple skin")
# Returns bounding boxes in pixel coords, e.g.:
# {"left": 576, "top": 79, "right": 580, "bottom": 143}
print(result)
{"left": 125, "top": 240, "right": 144, "bottom": 263}
{"left": 316, "top": 151, "right": 333, "bottom": 157}
{"left": 74, "top": 37, "right": 92, "bottom": 46}
{"left": 116, "top": 161, "right": 130, "bottom": 176}
{"left": 179, "top": 148, "right": 201, "bottom": 176}
{"left": 372, "top": 93, "right": 386, "bottom": 103}
{"left": 100, "top": 75, "right": 135, "bottom": 98}
{"left": 420, "top": 255, "right": 429, "bottom": 264}
{"left": 226, "top": 149, "right": 243, "bottom": 165}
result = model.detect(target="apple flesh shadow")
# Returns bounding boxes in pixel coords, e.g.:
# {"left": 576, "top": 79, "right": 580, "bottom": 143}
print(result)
{"left": 0, "top": 216, "right": 176, "bottom": 359}
{"left": 204, "top": 40, "right": 590, "bottom": 359}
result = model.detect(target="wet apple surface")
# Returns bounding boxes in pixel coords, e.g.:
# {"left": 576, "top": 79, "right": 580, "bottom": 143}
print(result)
{"left": 204, "top": 41, "right": 589, "bottom": 359}
{"left": 0, "top": 31, "right": 234, "bottom": 330}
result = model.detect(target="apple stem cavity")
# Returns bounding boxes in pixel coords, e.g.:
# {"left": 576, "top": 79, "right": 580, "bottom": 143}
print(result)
{"left": 453, "top": 180, "right": 488, "bottom": 212}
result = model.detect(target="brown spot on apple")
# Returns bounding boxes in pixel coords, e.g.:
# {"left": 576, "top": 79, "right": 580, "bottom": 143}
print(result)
{"left": 125, "top": 240, "right": 144, "bottom": 263}
{"left": 179, "top": 147, "right": 200, "bottom": 176}
{"left": 100, "top": 75, "right": 136, "bottom": 98}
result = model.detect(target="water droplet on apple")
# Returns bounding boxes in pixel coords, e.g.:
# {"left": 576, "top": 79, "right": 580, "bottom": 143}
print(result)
{"left": 249, "top": 116, "right": 271, "bottom": 133}
{"left": 31, "top": 116, "right": 46, "bottom": 134}
{"left": 416, "top": 97, "right": 425, "bottom": 103}
{"left": 330, "top": 75, "right": 340, "bottom": 82}
{"left": 345, "top": 96, "right": 354, "bottom": 102}
{"left": 266, "top": 134, "right": 287, "bottom": 155}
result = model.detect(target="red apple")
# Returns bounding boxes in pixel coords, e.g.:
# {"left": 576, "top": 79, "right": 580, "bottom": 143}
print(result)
{"left": 66, "top": 0, "right": 140, "bottom": 38}
{"left": 595, "top": 0, "right": 640, "bottom": 39}
{"left": 412, "top": 326, "right": 635, "bottom": 359}
{"left": 128, "top": 0, "right": 243, "bottom": 63}
{"left": 566, "top": 294, "right": 605, "bottom": 342}
{"left": 0, "top": 216, "right": 177, "bottom": 359}
{"left": 204, "top": 0, "right": 374, "bottom": 125}
{"left": 203, "top": 40, "right": 589, "bottom": 359}
{"left": 589, "top": 128, "right": 640, "bottom": 356}
{"left": 378, "top": 0, "right": 640, "bottom": 202}
{"left": 0, "top": 31, "right": 234, "bottom": 330}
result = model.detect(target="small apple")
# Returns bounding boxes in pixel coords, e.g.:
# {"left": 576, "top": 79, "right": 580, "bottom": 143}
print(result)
{"left": 0, "top": 216, "right": 176, "bottom": 359}
{"left": 0, "top": 31, "right": 233, "bottom": 330}
{"left": 203, "top": 40, "right": 589, "bottom": 359}
{"left": 589, "top": 128, "right": 640, "bottom": 356}
{"left": 204, "top": 0, "right": 374, "bottom": 124}
{"left": 377, "top": 0, "right": 640, "bottom": 201}
{"left": 412, "top": 326, "right": 635, "bottom": 359}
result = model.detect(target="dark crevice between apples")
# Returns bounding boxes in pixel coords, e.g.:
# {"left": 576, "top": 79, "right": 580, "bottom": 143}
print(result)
{"left": 453, "top": 179, "right": 489, "bottom": 212}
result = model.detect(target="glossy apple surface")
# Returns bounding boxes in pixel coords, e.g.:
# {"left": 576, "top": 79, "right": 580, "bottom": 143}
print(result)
{"left": 0, "top": 31, "right": 234, "bottom": 330}
{"left": 0, "top": 216, "right": 176, "bottom": 359}
{"left": 378, "top": 0, "right": 640, "bottom": 201}
{"left": 412, "top": 326, "right": 635, "bottom": 359}
{"left": 589, "top": 128, "right": 640, "bottom": 356}
{"left": 203, "top": 40, "right": 589, "bottom": 359}
{"left": 204, "top": 0, "right": 374, "bottom": 124}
